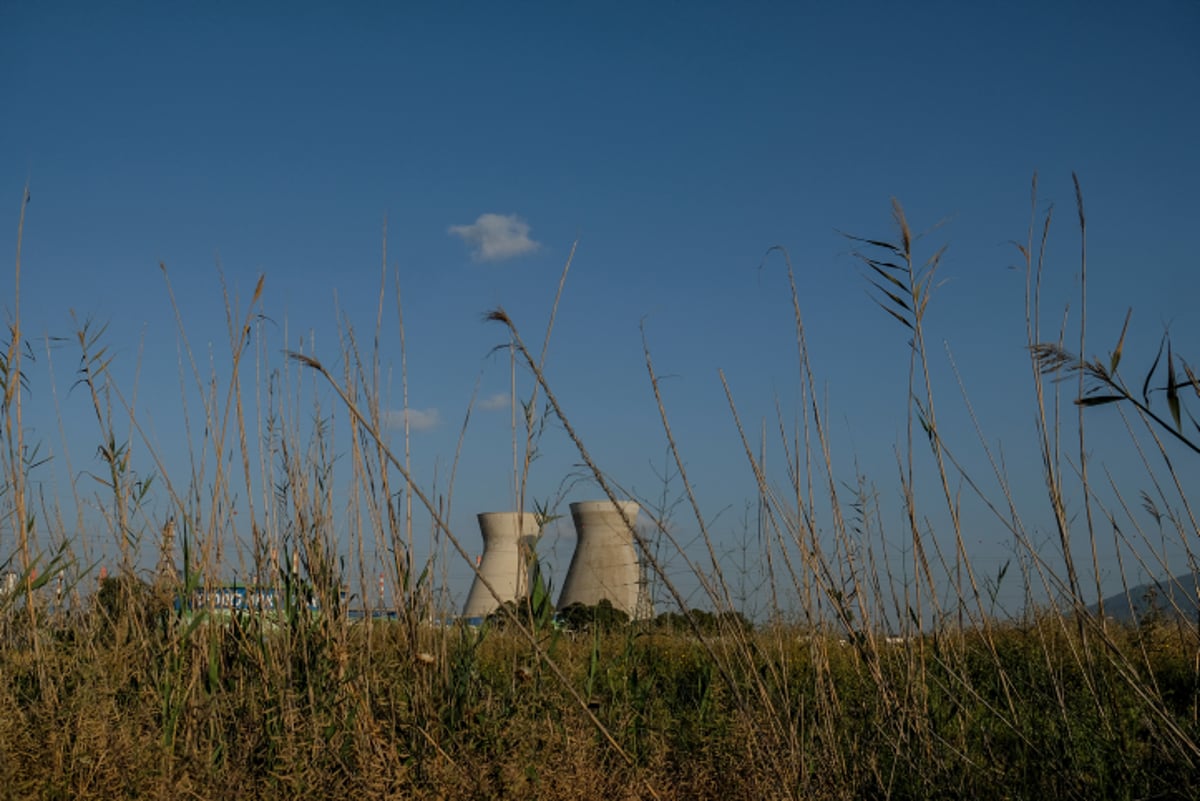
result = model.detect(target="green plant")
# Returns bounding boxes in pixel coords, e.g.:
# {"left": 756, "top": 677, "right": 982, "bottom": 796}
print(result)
{"left": 1032, "top": 322, "right": 1200, "bottom": 456}
{"left": 556, "top": 600, "right": 630, "bottom": 633}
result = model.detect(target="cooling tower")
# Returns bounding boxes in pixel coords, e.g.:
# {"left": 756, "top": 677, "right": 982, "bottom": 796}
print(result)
{"left": 461, "top": 511, "right": 540, "bottom": 619}
{"left": 557, "top": 500, "right": 645, "bottom": 617}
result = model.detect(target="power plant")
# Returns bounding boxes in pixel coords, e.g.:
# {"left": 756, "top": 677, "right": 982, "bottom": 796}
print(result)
{"left": 557, "top": 500, "right": 650, "bottom": 619}
{"left": 461, "top": 511, "right": 541, "bottom": 620}
{"left": 45, "top": 502, "right": 651, "bottom": 626}
{"left": 461, "top": 501, "right": 652, "bottom": 622}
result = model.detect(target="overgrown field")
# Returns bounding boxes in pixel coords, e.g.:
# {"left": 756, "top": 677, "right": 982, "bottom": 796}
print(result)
{"left": 0, "top": 606, "right": 1197, "bottom": 800}
{"left": 2, "top": 178, "right": 1198, "bottom": 799}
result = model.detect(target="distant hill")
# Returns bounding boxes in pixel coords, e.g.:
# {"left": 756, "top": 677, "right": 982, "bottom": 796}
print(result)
{"left": 1091, "top": 572, "right": 1200, "bottom": 624}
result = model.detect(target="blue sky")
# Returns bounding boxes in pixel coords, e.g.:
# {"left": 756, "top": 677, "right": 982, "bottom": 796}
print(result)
{"left": 2, "top": 2, "right": 1198, "bottom": 615}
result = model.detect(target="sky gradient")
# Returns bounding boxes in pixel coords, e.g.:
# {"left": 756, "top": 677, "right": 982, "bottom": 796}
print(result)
{"left": 3, "top": 2, "right": 1198, "bottom": 614}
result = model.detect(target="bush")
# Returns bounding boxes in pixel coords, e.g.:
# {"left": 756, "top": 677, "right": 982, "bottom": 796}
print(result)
{"left": 653, "top": 608, "right": 753, "bottom": 635}
{"left": 93, "top": 574, "right": 171, "bottom": 642}
{"left": 555, "top": 599, "right": 630, "bottom": 632}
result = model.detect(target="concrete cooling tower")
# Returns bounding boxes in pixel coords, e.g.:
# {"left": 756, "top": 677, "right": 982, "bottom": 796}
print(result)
{"left": 461, "top": 511, "right": 540, "bottom": 619}
{"left": 557, "top": 500, "right": 648, "bottom": 618}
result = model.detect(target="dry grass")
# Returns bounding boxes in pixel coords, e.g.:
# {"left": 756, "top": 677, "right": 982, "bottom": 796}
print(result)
{"left": 1, "top": 175, "right": 1197, "bottom": 799}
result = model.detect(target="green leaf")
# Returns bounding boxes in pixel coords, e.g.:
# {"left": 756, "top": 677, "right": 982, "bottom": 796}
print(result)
{"left": 870, "top": 259, "right": 908, "bottom": 273}
{"left": 868, "top": 280, "right": 912, "bottom": 313}
{"left": 1110, "top": 308, "right": 1131, "bottom": 374}
{"left": 1143, "top": 334, "right": 1166, "bottom": 405}
{"left": 1167, "top": 340, "right": 1181, "bottom": 432}
{"left": 207, "top": 636, "right": 221, "bottom": 694}
{"left": 867, "top": 261, "right": 908, "bottom": 289}
{"left": 839, "top": 231, "right": 903, "bottom": 254}
{"left": 877, "top": 302, "right": 914, "bottom": 330}
{"left": 914, "top": 398, "right": 934, "bottom": 441}
{"left": 1076, "top": 395, "right": 1125, "bottom": 407}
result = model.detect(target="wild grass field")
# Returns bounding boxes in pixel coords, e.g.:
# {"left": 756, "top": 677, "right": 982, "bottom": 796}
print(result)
{"left": 1, "top": 177, "right": 1197, "bottom": 800}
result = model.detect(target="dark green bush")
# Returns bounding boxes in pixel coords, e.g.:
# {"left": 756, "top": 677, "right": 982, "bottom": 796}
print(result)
{"left": 555, "top": 599, "right": 630, "bottom": 632}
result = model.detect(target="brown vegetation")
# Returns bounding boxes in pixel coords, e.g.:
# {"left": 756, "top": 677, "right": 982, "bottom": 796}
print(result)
{"left": 1, "top": 176, "right": 1197, "bottom": 799}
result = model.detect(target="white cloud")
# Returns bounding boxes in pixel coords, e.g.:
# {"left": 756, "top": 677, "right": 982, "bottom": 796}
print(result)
{"left": 479, "top": 392, "right": 510, "bottom": 411}
{"left": 384, "top": 407, "right": 441, "bottom": 432}
{"left": 448, "top": 213, "right": 540, "bottom": 262}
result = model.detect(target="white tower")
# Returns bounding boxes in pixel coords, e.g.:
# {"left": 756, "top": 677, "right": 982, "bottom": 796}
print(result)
{"left": 462, "top": 512, "right": 540, "bottom": 619}
{"left": 557, "top": 500, "right": 646, "bottom": 618}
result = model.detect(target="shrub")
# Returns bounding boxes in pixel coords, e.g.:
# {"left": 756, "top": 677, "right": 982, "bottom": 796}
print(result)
{"left": 555, "top": 599, "right": 630, "bottom": 632}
